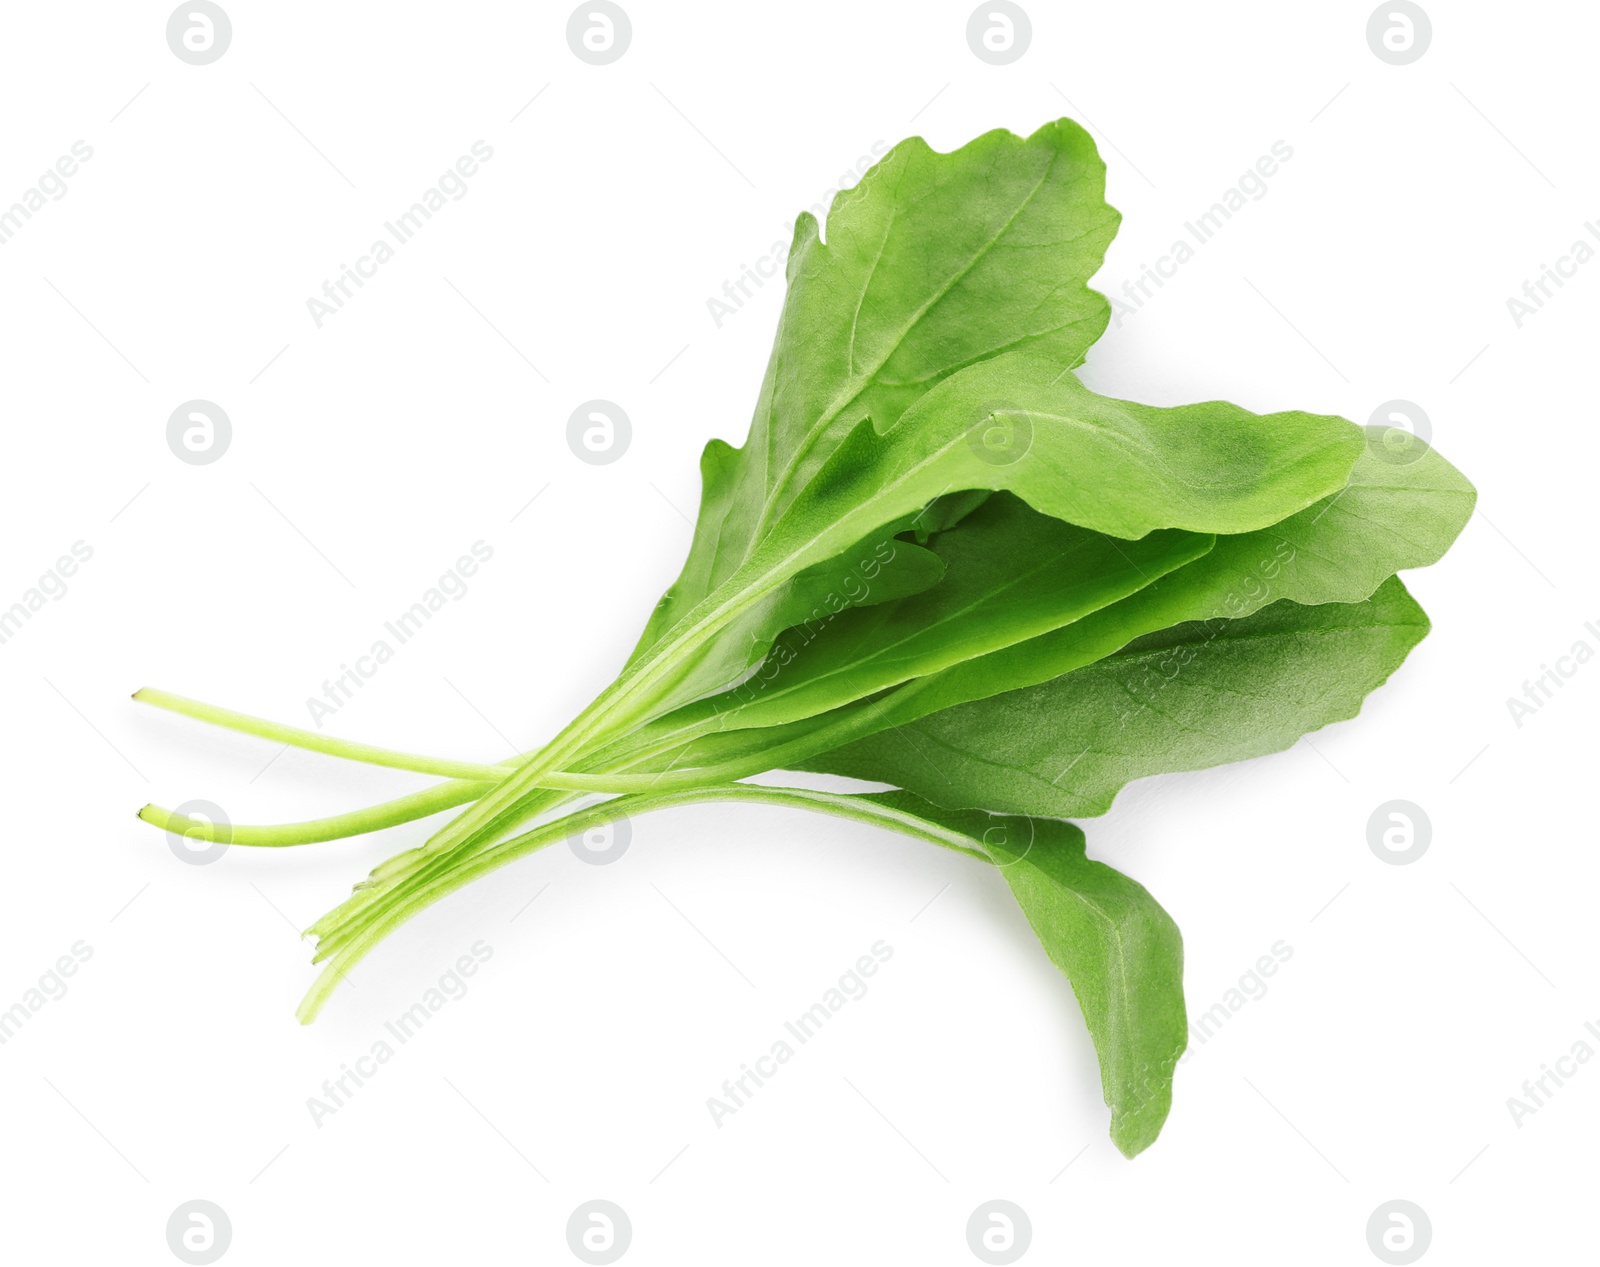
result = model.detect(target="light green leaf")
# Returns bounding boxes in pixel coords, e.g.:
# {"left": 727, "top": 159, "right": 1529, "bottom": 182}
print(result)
{"left": 858, "top": 791, "right": 1185, "bottom": 1158}
{"left": 631, "top": 119, "right": 1121, "bottom": 666}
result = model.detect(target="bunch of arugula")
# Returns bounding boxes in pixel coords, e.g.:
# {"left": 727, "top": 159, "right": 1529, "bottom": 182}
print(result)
{"left": 138, "top": 119, "right": 1473, "bottom": 1157}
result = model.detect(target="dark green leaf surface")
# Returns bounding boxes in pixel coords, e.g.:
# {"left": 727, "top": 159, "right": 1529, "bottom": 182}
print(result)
{"left": 709, "top": 411, "right": 1465, "bottom": 733}
{"left": 666, "top": 527, "right": 948, "bottom": 696}
{"left": 829, "top": 424, "right": 1476, "bottom": 728}
{"left": 808, "top": 577, "right": 1431, "bottom": 817}
{"left": 611, "top": 358, "right": 1363, "bottom": 722}
{"left": 653, "top": 495, "right": 1213, "bottom": 735}
{"left": 571, "top": 434, "right": 1472, "bottom": 789}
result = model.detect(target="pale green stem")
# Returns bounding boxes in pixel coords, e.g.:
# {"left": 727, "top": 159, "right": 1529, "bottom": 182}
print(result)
{"left": 509, "top": 680, "right": 934, "bottom": 794}
{"left": 290, "top": 664, "right": 922, "bottom": 954}
{"left": 322, "top": 493, "right": 884, "bottom": 945}
{"left": 386, "top": 485, "right": 872, "bottom": 870}
{"left": 297, "top": 781, "right": 992, "bottom": 1022}
{"left": 138, "top": 780, "right": 490, "bottom": 847}
{"left": 295, "top": 605, "right": 915, "bottom": 959}
{"left": 135, "top": 687, "right": 519, "bottom": 783}
{"left": 305, "top": 786, "right": 575, "bottom": 954}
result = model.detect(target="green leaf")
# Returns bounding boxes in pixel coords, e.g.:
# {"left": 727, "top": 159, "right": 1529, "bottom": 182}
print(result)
{"left": 559, "top": 434, "right": 1469, "bottom": 793}
{"left": 638, "top": 494, "right": 1213, "bottom": 739}
{"left": 654, "top": 527, "right": 948, "bottom": 701}
{"left": 838, "top": 425, "right": 1476, "bottom": 726}
{"left": 1184, "top": 427, "right": 1477, "bottom": 610}
{"left": 806, "top": 576, "right": 1431, "bottom": 817}
{"left": 558, "top": 423, "right": 1462, "bottom": 791}
{"left": 608, "top": 357, "right": 1363, "bottom": 725}
{"left": 783, "top": 353, "right": 1366, "bottom": 543}
{"left": 858, "top": 791, "right": 1185, "bottom": 1158}
{"left": 910, "top": 489, "right": 993, "bottom": 541}
{"left": 632, "top": 120, "right": 1122, "bottom": 665}
{"left": 705, "top": 413, "right": 1465, "bottom": 735}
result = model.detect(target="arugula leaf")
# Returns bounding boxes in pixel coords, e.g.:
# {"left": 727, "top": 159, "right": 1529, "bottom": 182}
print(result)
{"left": 805, "top": 576, "right": 1431, "bottom": 817}
{"left": 597, "top": 427, "right": 1468, "bottom": 769}
{"left": 604, "top": 357, "right": 1364, "bottom": 728}
{"left": 631, "top": 119, "right": 1121, "bottom": 666}
{"left": 667, "top": 526, "right": 949, "bottom": 697}
{"left": 637, "top": 495, "right": 1213, "bottom": 738}
{"left": 1189, "top": 429, "right": 1477, "bottom": 612}
{"left": 857, "top": 791, "right": 1186, "bottom": 1158}
{"left": 984, "top": 818, "right": 1184, "bottom": 1160}
{"left": 507, "top": 433, "right": 1468, "bottom": 799}
{"left": 818, "top": 424, "right": 1476, "bottom": 731}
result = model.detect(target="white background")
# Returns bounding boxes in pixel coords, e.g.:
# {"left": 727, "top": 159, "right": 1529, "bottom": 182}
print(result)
{"left": 0, "top": 2, "right": 1594, "bottom": 1263}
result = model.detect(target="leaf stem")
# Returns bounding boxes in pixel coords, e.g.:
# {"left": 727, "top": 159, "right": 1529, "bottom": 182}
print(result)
{"left": 134, "top": 687, "right": 519, "bottom": 783}
{"left": 502, "top": 681, "right": 934, "bottom": 795}
{"left": 302, "top": 786, "right": 575, "bottom": 952}
{"left": 297, "top": 780, "right": 992, "bottom": 1022}
{"left": 138, "top": 780, "right": 491, "bottom": 847}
